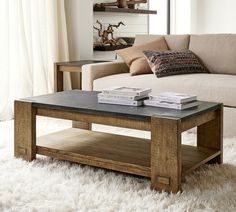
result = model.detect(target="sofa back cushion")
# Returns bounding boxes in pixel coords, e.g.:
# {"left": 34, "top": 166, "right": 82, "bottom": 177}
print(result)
{"left": 189, "top": 34, "right": 236, "bottom": 75}
{"left": 134, "top": 34, "right": 190, "bottom": 50}
{"left": 116, "top": 37, "right": 168, "bottom": 75}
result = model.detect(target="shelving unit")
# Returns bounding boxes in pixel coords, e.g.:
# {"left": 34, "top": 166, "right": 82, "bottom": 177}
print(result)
{"left": 94, "top": 44, "right": 132, "bottom": 51}
{"left": 93, "top": 3, "right": 157, "bottom": 58}
{"left": 93, "top": 6, "right": 157, "bottom": 14}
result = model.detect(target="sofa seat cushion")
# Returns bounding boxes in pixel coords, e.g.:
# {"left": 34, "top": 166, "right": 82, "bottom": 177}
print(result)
{"left": 93, "top": 73, "right": 236, "bottom": 107}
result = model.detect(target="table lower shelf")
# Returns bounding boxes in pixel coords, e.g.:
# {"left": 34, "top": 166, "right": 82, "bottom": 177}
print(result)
{"left": 37, "top": 128, "right": 220, "bottom": 178}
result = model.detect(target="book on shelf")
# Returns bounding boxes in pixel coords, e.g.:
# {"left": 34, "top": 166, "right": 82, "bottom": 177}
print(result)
{"left": 144, "top": 100, "right": 199, "bottom": 110}
{"left": 102, "top": 86, "right": 152, "bottom": 96}
{"left": 149, "top": 92, "right": 197, "bottom": 104}
{"left": 98, "top": 93, "right": 148, "bottom": 101}
{"left": 98, "top": 98, "right": 143, "bottom": 106}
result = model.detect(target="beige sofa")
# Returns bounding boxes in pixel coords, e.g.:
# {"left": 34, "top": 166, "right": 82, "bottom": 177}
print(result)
{"left": 82, "top": 34, "right": 236, "bottom": 137}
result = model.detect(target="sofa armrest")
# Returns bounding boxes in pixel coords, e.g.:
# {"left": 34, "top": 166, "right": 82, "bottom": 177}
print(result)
{"left": 82, "top": 61, "right": 129, "bottom": 91}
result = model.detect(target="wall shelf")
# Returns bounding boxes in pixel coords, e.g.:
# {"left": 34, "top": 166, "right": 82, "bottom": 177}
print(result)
{"left": 93, "top": 7, "right": 157, "bottom": 14}
{"left": 94, "top": 44, "right": 132, "bottom": 51}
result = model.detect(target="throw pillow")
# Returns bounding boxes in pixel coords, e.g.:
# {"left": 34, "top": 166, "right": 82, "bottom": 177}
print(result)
{"left": 115, "top": 37, "right": 168, "bottom": 76}
{"left": 143, "top": 50, "right": 209, "bottom": 78}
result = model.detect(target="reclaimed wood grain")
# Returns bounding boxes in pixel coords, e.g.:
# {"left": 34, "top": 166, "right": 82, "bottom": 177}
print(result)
{"left": 151, "top": 116, "right": 182, "bottom": 193}
{"left": 37, "top": 128, "right": 150, "bottom": 177}
{"left": 36, "top": 128, "right": 220, "bottom": 186}
{"left": 197, "top": 104, "right": 223, "bottom": 164}
{"left": 181, "top": 110, "right": 216, "bottom": 132}
{"left": 14, "top": 101, "right": 36, "bottom": 161}
{"left": 37, "top": 108, "right": 150, "bottom": 131}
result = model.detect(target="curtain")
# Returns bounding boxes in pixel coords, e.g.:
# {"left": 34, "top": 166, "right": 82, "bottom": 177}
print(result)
{"left": 0, "top": 0, "right": 71, "bottom": 120}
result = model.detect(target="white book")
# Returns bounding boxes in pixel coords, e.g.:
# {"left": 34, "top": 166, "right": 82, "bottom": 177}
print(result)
{"left": 98, "top": 98, "right": 143, "bottom": 107}
{"left": 98, "top": 93, "right": 148, "bottom": 101}
{"left": 102, "top": 86, "right": 152, "bottom": 97}
{"left": 144, "top": 100, "right": 199, "bottom": 110}
{"left": 149, "top": 92, "right": 197, "bottom": 104}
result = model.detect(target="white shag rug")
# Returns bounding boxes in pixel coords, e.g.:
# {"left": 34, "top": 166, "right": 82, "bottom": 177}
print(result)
{"left": 0, "top": 118, "right": 236, "bottom": 212}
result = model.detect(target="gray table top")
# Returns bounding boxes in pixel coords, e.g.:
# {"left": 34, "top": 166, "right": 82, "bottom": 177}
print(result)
{"left": 55, "top": 60, "right": 109, "bottom": 67}
{"left": 23, "top": 90, "right": 221, "bottom": 121}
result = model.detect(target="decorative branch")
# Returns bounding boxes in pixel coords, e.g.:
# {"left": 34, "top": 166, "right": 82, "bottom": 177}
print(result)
{"left": 93, "top": 20, "right": 125, "bottom": 46}
{"left": 93, "top": 20, "right": 103, "bottom": 37}
{"left": 108, "top": 21, "right": 125, "bottom": 29}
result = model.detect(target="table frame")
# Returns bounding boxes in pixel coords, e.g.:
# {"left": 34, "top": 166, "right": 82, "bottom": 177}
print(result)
{"left": 14, "top": 100, "right": 223, "bottom": 193}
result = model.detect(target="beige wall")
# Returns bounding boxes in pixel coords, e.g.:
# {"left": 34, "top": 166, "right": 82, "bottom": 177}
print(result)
{"left": 172, "top": 0, "right": 191, "bottom": 34}
{"left": 170, "top": 0, "right": 236, "bottom": 34}
{"left": 191, "top": 0, "right": 236, "bottom": 34}
{"left": 65, "top": 0, "right": 93, "bottom": 60}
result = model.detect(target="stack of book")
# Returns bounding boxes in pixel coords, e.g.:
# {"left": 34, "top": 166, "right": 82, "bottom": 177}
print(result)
{"left": 98, "top": 86, "right": 151, "bottom": 106}
{"left": 144, "top": 92, "right": 199, "bottom": 110}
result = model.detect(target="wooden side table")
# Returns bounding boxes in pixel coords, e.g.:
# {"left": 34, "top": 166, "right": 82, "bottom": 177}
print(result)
{"left": 54, "top": 60, "right": 108, "bottom": 129}
{"left": 54, "top": 60, "right": 108, "bottom": 92}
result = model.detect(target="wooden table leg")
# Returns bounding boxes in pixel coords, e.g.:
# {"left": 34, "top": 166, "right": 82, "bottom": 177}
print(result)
{"left": 151, "top": 116, "right": 182, "bottom": 193}
{"left": 71, "top": 68, "right": 91, "bottom": 130}
{"left": 14, "top": 101, "right": 36, "bottom": 161}
{"left": 72, "top": 121, "right": 91, "bottom": 130}
{"left": 197, "top": 105, "right": 223, "bottom": 164}
{"left": 54, "top": 64, "right": 63, "bottom": 92}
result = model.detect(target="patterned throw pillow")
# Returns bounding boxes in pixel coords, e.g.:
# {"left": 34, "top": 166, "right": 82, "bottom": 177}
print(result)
{"left": 143, "top": 50, "right": 209, "bottom": 78}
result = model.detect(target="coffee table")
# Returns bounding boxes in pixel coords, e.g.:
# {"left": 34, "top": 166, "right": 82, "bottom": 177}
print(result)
{"left": 14, "top": 90, "right": 223, "bottom": 193}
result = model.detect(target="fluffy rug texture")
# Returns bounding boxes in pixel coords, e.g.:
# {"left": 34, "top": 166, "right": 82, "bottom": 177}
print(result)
{"left": 0, "top": 118, "right": 236, "bottom": 212}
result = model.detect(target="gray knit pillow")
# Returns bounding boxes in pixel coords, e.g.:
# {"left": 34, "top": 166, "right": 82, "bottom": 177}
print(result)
{"left": 143, "top": 50, "right": 209, "bottom": 78}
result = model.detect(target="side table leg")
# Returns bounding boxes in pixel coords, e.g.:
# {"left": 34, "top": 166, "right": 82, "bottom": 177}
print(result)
{"left": 151, "top": 116, "right": 182, "bottom": 193}
{"left": 54, "top": 64, "right": 63, "bottom": 92}
{"left": 197, "top": 105, "right": 223, "bottom": 164}
{"left": 54, "top": 64, "right": 91, "bottom": 130}
{"left": 14, "top": 101, "right": 36, "bottom": 161}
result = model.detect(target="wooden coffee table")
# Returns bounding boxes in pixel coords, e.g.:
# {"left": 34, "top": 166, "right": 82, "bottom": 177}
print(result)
{"left": 14, "top": 90, "right": 223, "bottom": 193}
